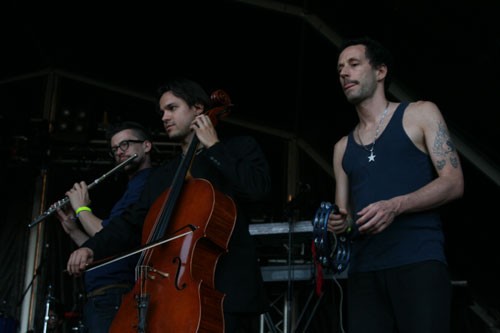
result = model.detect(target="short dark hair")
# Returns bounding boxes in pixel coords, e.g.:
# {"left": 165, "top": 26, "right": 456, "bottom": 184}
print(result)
{"left": 157, "top": 77, "right": 211, "bottom": 110}
{"left": 105, "top": 121, "right": 152, "bottom": 142}
{"left": 340, "top": 37, "right": 394, "bottom": 89}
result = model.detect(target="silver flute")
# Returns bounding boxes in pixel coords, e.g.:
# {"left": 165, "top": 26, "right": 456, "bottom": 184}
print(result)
{"left": 29, "top": 154, "right": 138, "bottom": 228}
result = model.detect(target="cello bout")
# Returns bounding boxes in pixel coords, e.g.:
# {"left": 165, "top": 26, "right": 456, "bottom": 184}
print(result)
{"left": 110, "top": 179, "right": 236, "bottom": 332}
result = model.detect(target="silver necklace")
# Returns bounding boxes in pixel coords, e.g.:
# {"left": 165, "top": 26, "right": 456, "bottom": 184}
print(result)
{"left": 356, "top": 102, "right": 390, "bottom": 162}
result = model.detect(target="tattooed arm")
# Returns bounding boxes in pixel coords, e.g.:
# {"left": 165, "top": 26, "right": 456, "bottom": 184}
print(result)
{"left": 398, "top": 100, "right": 464, "bottom": 209}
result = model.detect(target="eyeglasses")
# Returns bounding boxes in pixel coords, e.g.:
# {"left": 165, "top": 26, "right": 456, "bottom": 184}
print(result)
{"left": 109, "top": 140, "right": 145, "bottom": 157}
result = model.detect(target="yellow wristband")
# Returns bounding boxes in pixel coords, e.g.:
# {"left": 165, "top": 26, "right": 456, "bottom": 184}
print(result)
{"left": 75, "top": 206, "right": 92, "bottom": 216}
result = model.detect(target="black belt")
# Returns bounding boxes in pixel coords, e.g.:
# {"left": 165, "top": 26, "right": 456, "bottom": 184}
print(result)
{"left": 86, "top": 283, "right": 132, "bottom": 298}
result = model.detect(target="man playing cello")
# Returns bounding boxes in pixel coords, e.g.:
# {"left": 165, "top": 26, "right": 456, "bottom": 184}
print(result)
{"left": 66, "top": 77, "right": 271, "bottom": 332}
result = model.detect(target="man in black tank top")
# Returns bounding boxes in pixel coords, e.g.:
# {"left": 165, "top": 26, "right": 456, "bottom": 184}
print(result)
{"left": 328, "top": 37, "right": 464, "bottom": 333}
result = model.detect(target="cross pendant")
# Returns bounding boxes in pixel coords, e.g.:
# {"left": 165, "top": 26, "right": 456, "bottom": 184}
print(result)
{"left": 368, "top": 151, "right": 376, "bottom": 162}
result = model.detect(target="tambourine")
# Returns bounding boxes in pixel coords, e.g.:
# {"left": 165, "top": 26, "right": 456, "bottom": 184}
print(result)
{"left": 312, "top": 201, "right": 351, "bottom": 273}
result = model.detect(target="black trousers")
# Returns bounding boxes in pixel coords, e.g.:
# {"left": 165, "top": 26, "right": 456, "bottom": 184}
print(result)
{"left": 347, "top": 260, "right": 451, "bottom": 333}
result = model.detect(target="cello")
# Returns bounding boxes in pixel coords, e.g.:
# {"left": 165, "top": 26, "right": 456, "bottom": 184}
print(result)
{"left": 109, "top": 90, "right": 236, "bottom": 332}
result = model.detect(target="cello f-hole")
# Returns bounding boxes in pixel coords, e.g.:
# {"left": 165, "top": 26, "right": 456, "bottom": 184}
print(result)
{"left": 173, "top": 257, "right": 187, "bottom": 290}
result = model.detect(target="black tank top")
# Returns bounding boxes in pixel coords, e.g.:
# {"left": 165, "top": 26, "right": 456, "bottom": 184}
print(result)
{"left": 343, "top": 102, "right": 446, "bottom": 273}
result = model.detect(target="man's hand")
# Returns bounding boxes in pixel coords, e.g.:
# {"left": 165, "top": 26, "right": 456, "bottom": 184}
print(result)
{"left": 191, "top": 114, "right": 219, "bottom": 148}
{"left": 54, "top": 205, "right": 78, "bottom": 235}
{"left": 356, "top": 199, "right": 398, "bottom": 235}
{"left": 66, "top": 181, "right": 91, "bottom": 212}
{"left": 327, "top": 206, "right": 350, "bottom": 234}
{"left": 67, "top": 247, "right": 94, "bottom": 276}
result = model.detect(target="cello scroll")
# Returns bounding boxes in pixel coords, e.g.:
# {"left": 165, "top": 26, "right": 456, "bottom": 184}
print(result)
{"left": 205, "top": 89, "right": 233, "bottom": 126}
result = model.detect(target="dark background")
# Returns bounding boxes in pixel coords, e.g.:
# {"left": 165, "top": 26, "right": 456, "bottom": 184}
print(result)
{"left": 1, "top": 0, "right": 499, "bottom": 331}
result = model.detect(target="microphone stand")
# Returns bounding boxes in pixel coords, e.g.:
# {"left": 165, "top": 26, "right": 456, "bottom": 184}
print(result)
{"left": 42, "top": 285, "right": 54, "bottom": 333}
{"left": 283, "top": 183, "right": 310, "bottom": 333}
{"left": 283, "top": 207, "right": 295, "bottom": 333}
{"left": 16, "top": 244, "right": 48, "bottom": 309}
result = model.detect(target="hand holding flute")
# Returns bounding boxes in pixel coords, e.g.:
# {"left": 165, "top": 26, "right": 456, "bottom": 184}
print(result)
{"left": 29, "top": 154, "right": 138, "bottom": 228}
